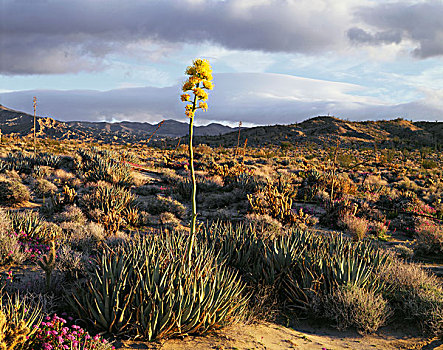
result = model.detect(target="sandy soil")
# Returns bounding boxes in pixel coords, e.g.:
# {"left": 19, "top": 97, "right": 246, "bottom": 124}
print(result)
{"left": 115, "top": 321, "right": 443, "bottom": 350}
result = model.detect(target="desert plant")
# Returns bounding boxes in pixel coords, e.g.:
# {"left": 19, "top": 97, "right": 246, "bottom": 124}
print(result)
{"left": 0, "top": 292, "right": 43, "bottom": 350}
{"left": 0, "top": 180, "right": 30, "bottom": 206}
{"left": 318, "top": 284, "right": 391, "bottom": 333}
{"left": 181, "top": 58, "right": 213, "bottom": 264}
{"left": 70, "top": 231, "right": 248, "bottom": 340}
{"left": 379, "top": 260, "right": 443, "bottom": 337}
{"left": 37, "top": 234, "right": 56, "bottom": 292}
{"left": 0, "top": 232, "right": 27, "bottom": 266}
{"left": 28, "top": 314, "right": 113, "bottom": 350}
{"left": 339, "top": 213, "right": 369, "bottom": 241}
{"left": 84, "top": 183, "right": 135, "bottom": 234}
{"left": 77, "top": 148, "right": 133, "bottom": 187}
{"left": 8, "top": 211, "right": 45, "bottom": 240}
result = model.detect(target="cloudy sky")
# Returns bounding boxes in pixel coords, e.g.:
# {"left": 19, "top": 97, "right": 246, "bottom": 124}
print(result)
{"left": 1, "top": 0, "right": 442, "bottom": 125}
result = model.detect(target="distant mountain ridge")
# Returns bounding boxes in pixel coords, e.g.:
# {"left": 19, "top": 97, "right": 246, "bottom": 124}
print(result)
{"left": 0, "top": 104, "right": 441, "bottom": 148}
{"left": 0, "top": 104, "right": 237, "bottom": 141}
{"left": 195, "top": 115, "right": 442, "bottom": 149}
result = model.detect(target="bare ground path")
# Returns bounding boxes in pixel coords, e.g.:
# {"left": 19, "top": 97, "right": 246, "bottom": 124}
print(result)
{"left": 115, "top": 321, "right": 443, "bottom": 350}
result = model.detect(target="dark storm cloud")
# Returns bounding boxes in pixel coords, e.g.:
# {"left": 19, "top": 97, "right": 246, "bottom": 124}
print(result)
{"left": 0, "top": 0, "right": 347, "bottom": 74}
{"left": 350, "top": 1, "right": 443, "bottom": 58}
{"left": 347, "top": 27, "right": 402, "bottom": 46}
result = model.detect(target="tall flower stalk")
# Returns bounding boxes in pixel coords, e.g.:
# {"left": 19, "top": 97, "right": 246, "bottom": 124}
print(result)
{"left": 181, "top": 59, "right": 213, "bottom": 264}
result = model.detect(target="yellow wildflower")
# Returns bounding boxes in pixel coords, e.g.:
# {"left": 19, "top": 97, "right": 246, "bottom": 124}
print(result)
{"left": 181, "top": 94, "right": 191, "bottom": 102}
{"left": 199, "top": 102, "right": 208, "bottom": 111}
{"left": 185, "top": 109, "right": 195, "bottom": 118}
{"left": 202, "top": 80, "right": 213, "bottom": 90}
{"left": 193, "top": 88, "right": 208, "bottom": 100}
{"left": 182, "top": 81, "right": 194, "bottom": 92}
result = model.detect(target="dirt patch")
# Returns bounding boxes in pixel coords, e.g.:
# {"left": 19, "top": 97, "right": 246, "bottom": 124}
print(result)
{"left": 115, "top": 321, "right": 443, "bottom": 350}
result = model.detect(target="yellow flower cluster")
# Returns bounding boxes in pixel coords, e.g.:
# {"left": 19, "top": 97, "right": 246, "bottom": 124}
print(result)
{"left": 181, "top": 58, "right": 213, "bottom": 118}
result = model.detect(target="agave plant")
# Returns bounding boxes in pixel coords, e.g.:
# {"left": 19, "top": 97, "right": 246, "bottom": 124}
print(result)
{"left": 69, "top": 231, "right": 249, "bottom": 340}
{"left": 8, "top": 210, "right": 45, "bottom": 239}
{"left": 77, "top": 148, "right": 133, "bottom": 187}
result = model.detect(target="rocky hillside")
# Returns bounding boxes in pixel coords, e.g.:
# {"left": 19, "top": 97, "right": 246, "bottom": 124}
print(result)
{"left": 0, "top": 104, "right": 236, "bottom": 142}
{"left": 196, "top": 116, "right": 442, "bottom": 149}
{"left": 1, "top": 104, "right": 441, "bottom": 148}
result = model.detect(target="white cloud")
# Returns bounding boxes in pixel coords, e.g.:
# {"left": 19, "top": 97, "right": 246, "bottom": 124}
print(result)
{"left": 1, "top": 72, "right": 440, "bottom": 124}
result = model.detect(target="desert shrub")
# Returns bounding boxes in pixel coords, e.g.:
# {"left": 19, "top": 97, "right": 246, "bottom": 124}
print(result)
{"left": 69, "top": 232, "right": 248, "bottom": 340}
{"left": 201, "top": 189, "right": 245, "bottom": 210}
{"left": 0, "top": 179, "right": 30, "bottom": 205}
{"left": 174, "top": 176, "right": 224, "bottom": 202}
{"left": 244, "top": 213, "right": 283, "bottom": 238}
{"left": 298, "top": 169, "right": 356, "bottom": 201}
{"left": 422, "top": 159, "right": 438, "bottom": 169}
{"left": 0, "top": 209, "right": 11, "bottom": 234}
{"left": 54, "top": 205, "right": 86, "bottom": 224}
{"left": 369, "top": 220, "right": 389, "bottom": 238}
{"left": 413, "top": 219, "right": 443, "bottom": 256}
{"left": 317, "top": 284, "right": 391, "bottom": 333}
{"left": 320, "top": 196, "right": 357, "bottom": 227}
{"left": 52, "top": 168, "right": 75, "bottom": 182}
{"left": 158, "top": 212, "right": 181, "bottom": 230}
{"left": 33, "top": 178, "right": 57, "bottom": 197}
{"left": 0, "top": 231, "right": 27, "bottom": 265}
{"left": 379, "top": 260, "right": 443, "bottom": 337}
{"left": 339, "top": 213, "right": 369, "bottom": 240}
{"left": 60, "top": 221, "right": 105, "bottom": 251}
{"left": 207, "top": 160, "right": 254, "bottom": 188}
{"left": 56, "top": 244, "right": 90, "bottom": 280}
{"left": 139, "top": 195, "right": 186, "bottom": 218}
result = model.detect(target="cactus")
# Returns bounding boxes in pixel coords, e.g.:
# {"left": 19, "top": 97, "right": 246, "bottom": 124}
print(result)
{"left": 248, "top": 179, "right": 308, "bottom": 226}
{"left": 85, "top": 183, "right": 135, "bottom": 234}
{"left": 37, "top": 234, "right": 56, "bottom": 291}
{"left": 63, "top": 185, "right": 77, "bottom": 204}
